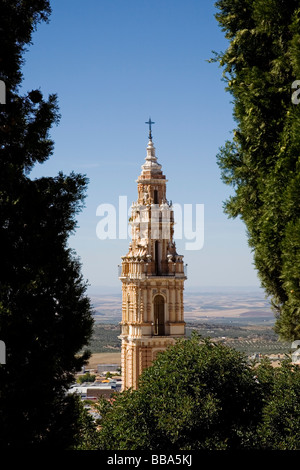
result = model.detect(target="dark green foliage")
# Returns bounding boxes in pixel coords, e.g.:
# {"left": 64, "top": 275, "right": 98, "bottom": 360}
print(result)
{"left": 97, "top": 334, "right": 263, "bottom": 450}
{"left": 214, "top": 0, "right": 300, "bottom": 340}
{"left": 71, "top": 396, "right": 102, "bottom": 451}
{"left": 0, "top": 0, "right": 51, "bottom": 91}
{"left": 71, "top": 337, "right": 300, "bottom": 450}
{"left": 0, "top": 0, "right": 93, "bottom": 447}
{"left": 88, "top": 323, "right": 121, "bottom": 353}
{"left": 256, "top": 358, "right": 300, "bottom": 449}
{"left": 78, "top": 372, "right": 96, "bottom": 384}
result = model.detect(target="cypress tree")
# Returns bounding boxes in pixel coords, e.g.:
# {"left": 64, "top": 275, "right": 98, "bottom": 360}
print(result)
{"left": 214, "top": 0, "right": 300, "bottom": 341}
{"left": 0, "top": 0, "right": 94, "bottom": 447}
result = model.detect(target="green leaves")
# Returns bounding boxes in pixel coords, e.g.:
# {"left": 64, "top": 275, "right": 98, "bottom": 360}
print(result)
{"left": 0, "top": 0, "right": 93, "bottom": 448}
{"left": 256, "top": 359, "right": 300, "bottom": 449}
{"left": 98, "top": 335, "right": 262, "bottom": 450}
{"left": 214, "top": 0, "right": 300, "bottom": 340}
{"left": 93, "top": 337, "right": 300, "bottom": 450}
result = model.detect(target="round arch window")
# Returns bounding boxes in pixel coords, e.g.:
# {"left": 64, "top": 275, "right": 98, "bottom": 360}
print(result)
{"left": 154, "top": 295, "right": 165, "bottom": 335}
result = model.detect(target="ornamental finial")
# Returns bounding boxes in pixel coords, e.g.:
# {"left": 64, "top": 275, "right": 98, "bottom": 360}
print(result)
{"left": 145, "top": 117, "right": 155, "bottom": 139}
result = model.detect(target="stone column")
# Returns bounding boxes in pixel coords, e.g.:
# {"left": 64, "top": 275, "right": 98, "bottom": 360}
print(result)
{"left": 169, "top": 286, "right": 175, "bottom": 323}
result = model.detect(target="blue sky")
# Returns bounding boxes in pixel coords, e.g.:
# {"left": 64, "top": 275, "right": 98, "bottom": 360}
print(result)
{"left": 22, "top": 0, "right": 262, "bottom": 293}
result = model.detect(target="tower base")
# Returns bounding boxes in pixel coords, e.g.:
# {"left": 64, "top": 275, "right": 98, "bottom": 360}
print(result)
{"left": 120, "top": 336, "right": 181, "bottom": 390}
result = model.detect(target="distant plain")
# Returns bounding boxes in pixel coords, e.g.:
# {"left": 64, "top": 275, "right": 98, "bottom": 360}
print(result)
{"left": 90, "top": 290, "right": 275, "bottom": 325}
{"left": 86, "top": 290, "right": 292, "bottom": 368}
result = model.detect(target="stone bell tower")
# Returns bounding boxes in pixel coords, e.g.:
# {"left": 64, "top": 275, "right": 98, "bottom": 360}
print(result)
{"left": 119, "top": 119, "right": 186, "bottom": 390}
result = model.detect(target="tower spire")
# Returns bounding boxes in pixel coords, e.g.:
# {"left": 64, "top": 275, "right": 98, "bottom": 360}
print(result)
{"left": 119, "top": 125, "right": 186, "bottom": 391}
{"left": 142, "top": 117, "right": 161, "bottom": 174}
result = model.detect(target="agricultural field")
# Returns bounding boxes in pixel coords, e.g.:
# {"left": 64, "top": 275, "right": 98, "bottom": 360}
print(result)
{"left": 87, "top": 321, "right": 292, "bottom": 359}
{"left": 185, "top": 323, "right": 291, "bottom": 357}
{"left": 87, "top": 323, "right": 121, "bottom": 353}
{"left": 86, "top": 290, "right": 293, "bottom": 361}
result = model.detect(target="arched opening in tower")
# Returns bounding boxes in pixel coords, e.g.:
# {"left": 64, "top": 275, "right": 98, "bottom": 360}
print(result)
{"left": 154, "top": 294, "right": 165, "bottom": 336}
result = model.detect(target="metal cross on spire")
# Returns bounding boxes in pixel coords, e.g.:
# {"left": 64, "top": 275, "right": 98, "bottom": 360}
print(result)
{"left": 145, "top": 117, "right": 155, "bottom": 139}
